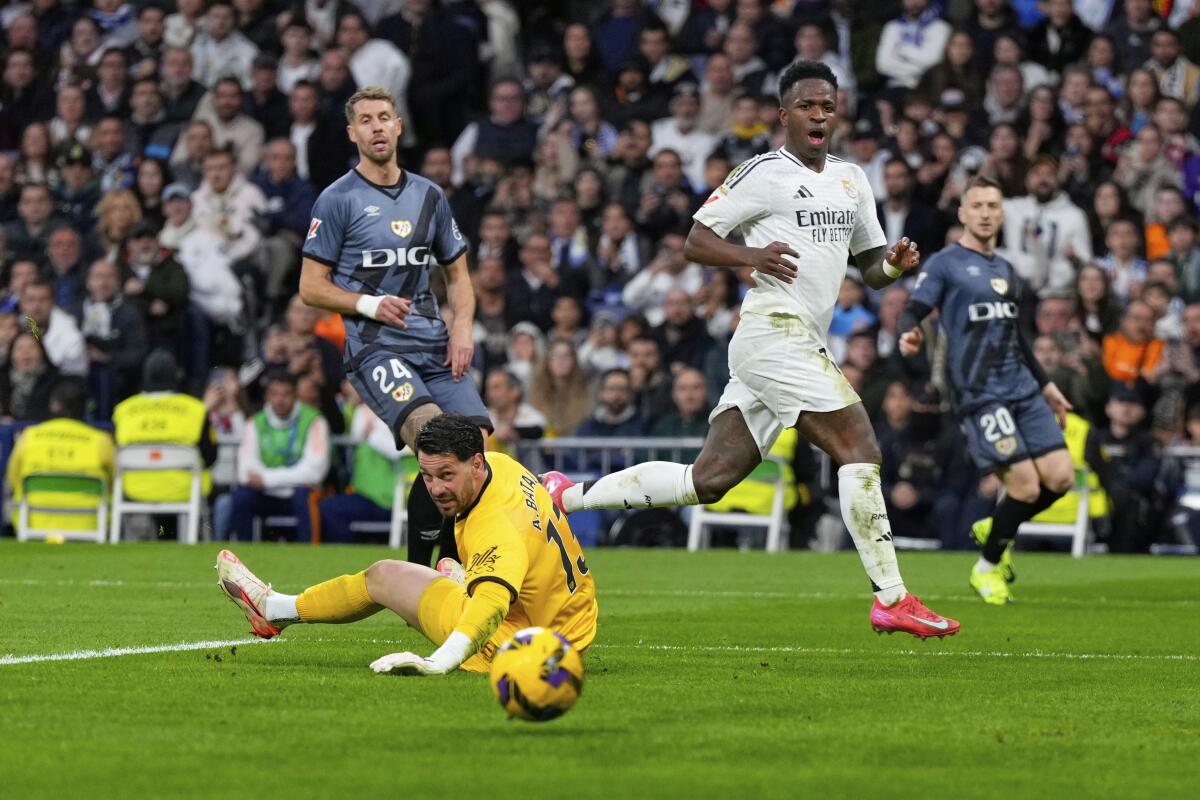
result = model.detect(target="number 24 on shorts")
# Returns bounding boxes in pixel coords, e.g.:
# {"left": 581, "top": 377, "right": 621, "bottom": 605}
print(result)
{"left": 373, "top": 358, "right": 415, "bottom": 402}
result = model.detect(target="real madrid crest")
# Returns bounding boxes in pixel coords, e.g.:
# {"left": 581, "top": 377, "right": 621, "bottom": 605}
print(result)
{"left": 990, "top": 277, "right": 1009, "bottom": 296}
{"left": 391, "top": 219, "right": 412, "bottom": 238}
{"left": 841, "top": 178, "right": 856, "bottom": 198}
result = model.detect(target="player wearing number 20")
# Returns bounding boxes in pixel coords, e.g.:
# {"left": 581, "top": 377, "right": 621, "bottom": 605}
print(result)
{"left": 216, "top": 414, "right": 597, "bottom": 676}
{"left": 899, "top": 176, "right": 1074, "bottom": 605}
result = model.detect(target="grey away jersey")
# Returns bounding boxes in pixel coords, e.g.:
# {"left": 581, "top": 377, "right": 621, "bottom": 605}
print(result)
{"left": 910, "top": 243, "right": 1040, "bottom": 413}
{"left": 301, "top": 169, "right": 468, "bottom": 367}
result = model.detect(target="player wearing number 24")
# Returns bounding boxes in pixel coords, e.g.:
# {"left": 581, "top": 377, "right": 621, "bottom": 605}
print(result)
{"left": 216, "top": 414, "right": 597, "bottom": 676}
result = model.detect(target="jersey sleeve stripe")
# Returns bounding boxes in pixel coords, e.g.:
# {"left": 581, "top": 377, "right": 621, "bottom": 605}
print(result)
{"left": 301, "top": 251, "right": 337, "bottom": 267}
{"left": 725, "top": 154, "right": 780, "bottom": 189}
{"left": 437, "top": 244, "right": 468, "bottom": 266}
{"left": 467, "top": 575, "right": 519, "bottom": 604}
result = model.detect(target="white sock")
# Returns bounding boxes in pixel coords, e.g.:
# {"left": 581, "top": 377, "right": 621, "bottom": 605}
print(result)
{"left": 975, "top": 557, "right": 998, "bottom": 574}
{"left": 838, "top": 463, "right": 907, "bottom": 605}
{"left": 561, "top": 462, "right": 698, "bottom": 512}
{"left": 265, "top": 592, "right": 299, "bottom": 622}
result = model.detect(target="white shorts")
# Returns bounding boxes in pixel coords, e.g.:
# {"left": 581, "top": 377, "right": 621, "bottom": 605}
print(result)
{"left": 710, "top": 311, "right": 860, "bottom": 455}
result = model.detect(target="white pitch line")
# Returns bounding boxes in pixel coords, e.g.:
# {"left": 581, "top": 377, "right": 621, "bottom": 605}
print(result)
{"left": 604, "top": 643, "right": 1199, "bottom": 663}
{"left": 0, "top": 637, "right": 271, "bottom": 666}
{"left": 1, "top": 579, "right": 1196, "bottom": 609}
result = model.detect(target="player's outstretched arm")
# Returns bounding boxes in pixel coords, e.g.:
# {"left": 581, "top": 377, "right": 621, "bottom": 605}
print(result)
{"left": 683, "top": 222, "right": 799, "bottom": 283}
{"left": 855, "top": 237, "right": 921, "bottom": 290}
{"left": 371, "top": 581, "right": 512, "bottom": 676}
{"left": 299, "top": 258, "right": 412, "bottom": 328}
{"left": 441, "top": 254, "right": 475, "bottom": 380}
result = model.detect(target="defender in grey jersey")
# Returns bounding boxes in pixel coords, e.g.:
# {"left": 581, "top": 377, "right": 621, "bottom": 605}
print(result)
{"left": 298, "top": 85, "right": 487, "bottom": 565}
{"left": 898, "top": 175, "right": 1074, "bottom": 606}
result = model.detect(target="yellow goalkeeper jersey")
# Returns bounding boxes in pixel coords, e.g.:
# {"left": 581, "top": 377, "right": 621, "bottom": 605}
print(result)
{"left": 455, "top": 452, "right": 598, "bottom": 650}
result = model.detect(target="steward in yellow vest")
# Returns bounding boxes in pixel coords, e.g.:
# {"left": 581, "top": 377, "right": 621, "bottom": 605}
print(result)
{"left": 7, "top": 380, "right": 114, "bottom": 532}
{"left": 1031, "top": 412, "right": 1109, "bottom": 524}
{"left": 112, "top": 351, "right": 217, "bottom": 503}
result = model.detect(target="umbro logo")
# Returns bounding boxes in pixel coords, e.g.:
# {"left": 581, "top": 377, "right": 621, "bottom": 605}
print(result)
{"left": 793, "top": 185, "right": 814, "bottom": 199}
{"left": 364, "top": 205, "right": 380, "bottom": 217}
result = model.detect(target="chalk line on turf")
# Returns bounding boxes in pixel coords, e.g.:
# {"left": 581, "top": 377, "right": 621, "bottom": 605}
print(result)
{"left": 0, "top": 638, "right": 271, "bottom": 666}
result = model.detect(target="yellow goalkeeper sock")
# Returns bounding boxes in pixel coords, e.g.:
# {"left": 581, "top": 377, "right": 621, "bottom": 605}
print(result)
{"left": 295, "top": 572, "right": 383, "bottom": 623}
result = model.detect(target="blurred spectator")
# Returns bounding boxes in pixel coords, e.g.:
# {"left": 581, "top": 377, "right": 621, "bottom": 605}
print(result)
{"left": 6, "top": 380, "right": 113, "bottom": 532}
{"left": 158, "top": 182, "right": 197, "bottom": 249}
{"left": 252, "top": 139, "right": 317, "bottom": 316}
{"left": 648, "top": 367, "right": 709, "bottom": 439}
{"left": 0, "top": 331, "right": 62, "bottom": 422}
{"left": 1097, "top": 217, "right": 1149, "bottom": 304}
{"left": 190, "top": 1, "right": 258, "bottom": 89}
{"left": 876, "top": 0, "right": 951, "bottom": 92}
{"left": 111, "top": 350, "right": 216, "bottom": 512}
{"left": 47, "top": 227, "right": 87, "bottom": 319}
{"left": 509, "top": 232, "right": 560, "bottom": 331}
{"left": 1123, "top": 67, "right": 1161, "bottom": 135}
{"left": 336, "top": 11, "right": 411, "bottom": 138}
{"left": 722, "top": 22, "right": 769, "bottom": 95}
{"left": 984, "top": 64, "right": 1025, "bottom": 125}
{"left": 127, "top": 77, "right": 181, "bottom": 162}
{"left": 53, "top": 144, "right": 101, "bottom": 233}
{"left": 0, "top": 260, "right": 39, "bottom": 314}
{"left": 278, "top": 18, "right": 320, "bottom": 94}
{"left": 878, "top": 159, "right": 945, "bottom": 259}
{"left": 191, "top": 146, "right": 266, "bottom": 269}
{"left": 1108, "top": 0, "right": 1164, "bottom": 69}
{"left": 843, "top": 329, "right": 899, "bottom": 422}
{"left": 876, "top": 380, "right": 960, "bottom": 543}
{"left": 19, "top": 279, "right": 86, "bottom": 376}
{"left": 1144, "top": 185, "right": 1189, "bottom": 261}
{"left": 1143, "top": 280, "right": 1184, "bottom": 341}
{"left": 1114, "top": 123, "right": 1180, "bottom": 215}
{"left": 561, "top": 84, "right": 619, "bottom": 161}
{"left": 160, "top": 47, "right": 206, "bottom": 124}
{"left": 245, "top": 56, "right": 290, "bottom": 140}
{"left": 578, "top": 311, "right": 629, "bottom": 375}
{"left": 504, "top": 321, "right": 545, "bottom": 389}
{"left": 576, "top": 367, "right": 644, "bottom": 439}
{"left": 607, "top": 120, "right": 655, "bottom": 214}
{"left": 125, "top": 4, "right": 167, "bottom": 80}
{"left": 1146, "top": 28, "right": 1200, "bottom": 108}
{"left": 91, "top": 188, "right": 142, "bottom": 262}
{"left": 635, "top": 147, "right": 700, "bottom": 239}
{"left": 650, "top": 84, "right": 716, "bottom": 191}
{"left": 999, "top": 156, "right": 1092, "bottom": 293}
{"left": 485, "top": 367, "right": 548, "bottom": 453}
{"left": 315, "top": 48, "right": 356, "bottom": 129}
{"left": 278, "top": 294, "right": 344, "bottom": 433}
{"left": 1084, "top": 85, "right": 1134, "bottom": 167}
{"left": 164, "top": 0, "right": 204, "bottom": 50}
{"left": 523, "top": 46, "right": 572, "bottom": 125}
{"left": 451, "top": 79, "right": 539, "bottom": 186}
{"left": 982, "top": 123, "right": 1029, "bottom": 198}
{"left": 628, "top": 333, "right": 673, "bottom": 422}
{"left": 548, "top": 295, "right": 588, "bottom": 348}
{"left": 6, "top": 183, "right": 64, "bottom": 260}
{"left": 288, "top": 80, "right": 353, "bottom": 191}
{"left": 1166, "top": 219, "right": 1200, "bottom": 303}
{"left": 1, "top": 48, "right": 54, "bottom": 135}
{"left": 87, "top": 47, "right": 131, "bottom": 119}
{"left": 592, "top": 202, "right": 650, "bottom": 306}
{"left": 1087, "top": 180, "right": 1140, "bottom": 255}
{"left": 848, "top": 120, "right": 890, "bottom": 201}
{"left": 829, "top": 273, "right": 878, "bottom": 359}
{"left": 15, "top": 122, "right": 55, "bottom": 187}
{"left": 1017, "top": 85, "right": 1066, "bottom": 163}
{"left": 697, "top": 52, "right": 737, "bottom": 135}
{"left": 472, "top": 256, "right": 517, "bottom": 373}
{"left": 204, "top": 366, "right": 249, "bottom": 488}
{"left": 49, "top": 86, "right": 91, "bottom": 152}
{"left": 169, "top": 119, "right": 214, "bottom": 190}
{"left": 120, "top": 220, "right": 189, "bottom": 354}
{"left": 1074, "top": 263, "right": 1121, "bottom": 342}
{"left": 189, "top": 78, "right": 265, "bottom": 175}
{"left": 91, "top": 116, "right": 136, "bottom": 193}
{"left": 1028, "top": 0, "right": 1093, "bottom": 77}
{"left": 221, "top": 370, "right": 329, "bottom": 542}
{"left": 1035, "top": 294, "right": 1075, "bottom": 336}
{"left": 529, "top": 339, "right": 593, "bottom": 435}
{"left": 133, "top": 158, "right": 170, "bottom": 230}
{"left": 318, "top": 382, "right": 399, "bottom": 544}
{"left": 654, "top": 288, "right": 716, "bottom": 372}
{"left": 1103, "top": 299, "right": 1165, "bottom": 383}
{"left": 639, "top": 19, "right": 695, "bottom": 102}
{"left": 1100, "top": 381, "right": 1161, "bottom": 552}
{"left": 622, "top": 233, "right": 703, "bottom": 325}
{"left": 711, "top": 94, "right": 772, "bottom": 166}
{"left": 917, "top": 29, "right": 984, "bottom": 107}
{"left": 81, "top": 258, "right": 147, "bottom": 414}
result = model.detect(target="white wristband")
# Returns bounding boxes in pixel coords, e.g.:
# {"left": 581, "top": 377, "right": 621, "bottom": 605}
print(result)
{"left": 882, "top": 262, "right": 903, "bottom": 280}
{"left": 426, "top": 631, "right": 474, "bottom": 673}
{"left": 355, "top": 294, "right": 383, "bottom": 320}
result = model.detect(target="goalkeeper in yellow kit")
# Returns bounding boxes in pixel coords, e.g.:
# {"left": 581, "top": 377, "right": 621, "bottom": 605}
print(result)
{"left": 216, "top": 414, "right": 598, "bottom": 675}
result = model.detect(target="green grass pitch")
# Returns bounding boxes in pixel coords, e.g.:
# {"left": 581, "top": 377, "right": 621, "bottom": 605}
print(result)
{"left": 1, "top": 541, "right": 1196, "bottom": 799}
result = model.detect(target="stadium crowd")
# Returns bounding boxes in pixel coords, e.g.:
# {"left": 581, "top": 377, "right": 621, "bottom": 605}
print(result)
{"left": 4, "top": 0, "right": 1200, "bottom": 553}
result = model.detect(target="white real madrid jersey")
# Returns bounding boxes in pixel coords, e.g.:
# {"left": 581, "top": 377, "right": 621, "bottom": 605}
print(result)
{"left": 693, "top": 148, "right": 886, "bottom": 339}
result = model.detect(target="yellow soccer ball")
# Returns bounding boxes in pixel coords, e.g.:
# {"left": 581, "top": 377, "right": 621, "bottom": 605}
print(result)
{"left": 489, "top": 627, "right": 584, "bottom": 722}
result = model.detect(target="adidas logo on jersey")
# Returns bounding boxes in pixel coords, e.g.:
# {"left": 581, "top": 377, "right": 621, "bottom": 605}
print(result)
{"left": 793, "top": 186, "right": 814, "bottom": 199}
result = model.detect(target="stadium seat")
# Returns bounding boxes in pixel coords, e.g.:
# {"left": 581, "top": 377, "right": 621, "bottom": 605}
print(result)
{"left": 110, "top": 445, "right": 204, "bottom": 544}
{"left": 1017, "top": 468, "right": 1092, "bottom": 558}
{"left": 687, "top": 456, "right": 790, "bottom": 553}
{"left": 17, "top": 473, "right": 109, "bottom": 543}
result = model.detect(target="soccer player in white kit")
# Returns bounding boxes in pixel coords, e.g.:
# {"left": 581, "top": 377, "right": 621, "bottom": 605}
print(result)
{"left": 543, "top": 61, "right": 959, "bottom": 638}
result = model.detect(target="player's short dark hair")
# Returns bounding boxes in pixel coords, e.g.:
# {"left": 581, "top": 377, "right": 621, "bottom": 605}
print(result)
{"left": 416, "top": 413, "right": 485, "bottom": 462}
{"left": 49, "top": 379, "right": 88, "bottom": 420}
{"left": 777, "top": 59, "right": 837, "bottom": 106}
{"left": 961, "top": 175, "right": 1003, "bottom": 200}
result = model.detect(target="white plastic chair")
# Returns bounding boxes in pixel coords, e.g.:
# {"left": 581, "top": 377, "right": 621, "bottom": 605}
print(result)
{"left": 347, "top": 470, "right": 411, "bottom": 547}
{"left": 110, "top": 444, "right": 204, "bottom": 544}
{"left": 17, "top": 473, "right": 109, "bottom": 543}
{"left": 688, "top": 456, "right": 790, "bottom": 553}
{"left": 1017, "top": 469, "right": 1092, "bottom": 558}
